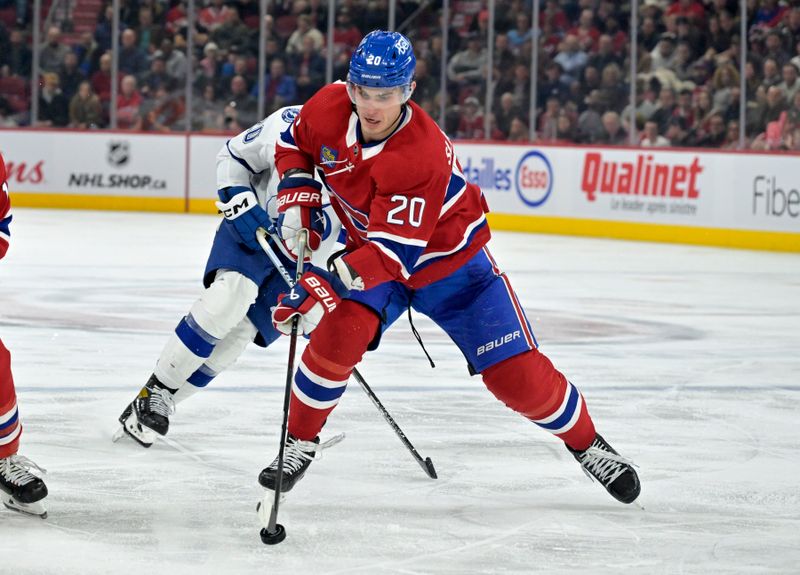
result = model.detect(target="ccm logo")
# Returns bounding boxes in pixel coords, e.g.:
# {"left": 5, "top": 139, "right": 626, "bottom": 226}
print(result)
{"left": 305, "top": 277, "right": 337, "bottom": 312}
{"left": 477, "top": 330, "right": 521, "bottom": 356}
{"left": 277, "top": 191, "right": 321, "bottom": 207}
{"left": 221, "top": 196, "right": 252, "bottom": 219}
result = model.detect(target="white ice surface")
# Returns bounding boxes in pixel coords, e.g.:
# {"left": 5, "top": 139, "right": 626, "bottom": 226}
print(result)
{"left": 0, "top": 209, "right": 798, "bottom": 574}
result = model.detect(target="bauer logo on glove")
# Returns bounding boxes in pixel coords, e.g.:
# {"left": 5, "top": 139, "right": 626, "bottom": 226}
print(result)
{"left": 276, "top": 174, "right": 325, "bottom": 258}
{"left": 271, "top": 267, "right": 349, "bottom": 335}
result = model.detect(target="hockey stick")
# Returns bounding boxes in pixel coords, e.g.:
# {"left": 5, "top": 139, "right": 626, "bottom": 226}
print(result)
{"left": 256, "top": 228, "right": 437, "bottom": 480}
{"left": 259, "top": 230, "right": 307, "bottom": 545}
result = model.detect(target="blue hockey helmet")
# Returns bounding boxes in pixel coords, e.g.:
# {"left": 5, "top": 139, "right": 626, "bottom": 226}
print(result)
{"left": 348, "top": 30, "right": 416, "bottom": 100}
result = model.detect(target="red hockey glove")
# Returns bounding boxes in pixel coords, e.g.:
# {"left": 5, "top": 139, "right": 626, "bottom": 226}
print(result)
{"left": 276, "top": 173, "right": 324, "bottom": 259}
{"left": 271, "top": 267, "right": 349, "bottom": 335}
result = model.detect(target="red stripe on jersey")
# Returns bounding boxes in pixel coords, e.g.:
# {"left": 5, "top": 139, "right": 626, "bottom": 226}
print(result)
{"left": 483, "top": 247, "right": 536, "bottom": 349}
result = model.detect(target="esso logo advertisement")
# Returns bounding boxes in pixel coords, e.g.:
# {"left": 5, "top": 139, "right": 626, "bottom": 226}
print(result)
{"left": 515, "top": 151, "right": 552, "bottom": 207}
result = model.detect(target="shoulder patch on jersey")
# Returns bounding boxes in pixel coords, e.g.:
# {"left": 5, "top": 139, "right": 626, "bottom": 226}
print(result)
{"left": 281, "top": 107, "right": 301, "bottom": 123}
{"left": 320, "top": 145, "right": 338, "bottom": 168}
{"left": 244, "top": 123, "right": 263, "bottom": 143}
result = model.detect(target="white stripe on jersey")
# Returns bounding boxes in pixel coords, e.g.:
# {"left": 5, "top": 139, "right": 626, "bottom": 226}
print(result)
{"left": 0, "top": 405, "right": 18, "bottom": 425}
{"left": 367, "top": 231, "right": 428, "bottom": 247}
{"left": 415, "top": 213, "right": 486, "bottom": 266}
{"left": 292, "top": 382, "right": 342, "bottom": 410}
{"left": 0, "top": 425, "right": 21, "bottom": 446}
{"left": 298, "top": 361, "right": 348, "bottom": 389}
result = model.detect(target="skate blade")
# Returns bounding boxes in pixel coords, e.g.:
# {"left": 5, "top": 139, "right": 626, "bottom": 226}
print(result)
{"left": 256, "top": 490, "right": 286, "bottom": 529}
{"left": 113, "top": 414, "right": 156, "bottom": 448}
{"left": 3, "top": 495, "right": 47, "bottom": 519}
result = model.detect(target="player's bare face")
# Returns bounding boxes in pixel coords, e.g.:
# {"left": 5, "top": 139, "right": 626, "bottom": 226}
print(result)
{"left": 349, "top": 84, "right": 407, "bottom": 142}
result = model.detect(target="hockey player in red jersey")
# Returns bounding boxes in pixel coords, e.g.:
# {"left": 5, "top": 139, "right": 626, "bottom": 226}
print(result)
{"left": 260, "top": 30, "right": 640, "bottom": 505}
{"left": 0, "top": 152, "right": 49, "bottom": 518}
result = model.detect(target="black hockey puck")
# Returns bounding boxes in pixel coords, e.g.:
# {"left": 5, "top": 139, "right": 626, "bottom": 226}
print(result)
{"left": 260, "top": 525, "right": 286, "bottom": 545}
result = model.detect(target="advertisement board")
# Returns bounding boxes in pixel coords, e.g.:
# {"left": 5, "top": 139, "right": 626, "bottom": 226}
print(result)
{"left": 0, "top": 129, "right": 186, "bottom": 210}
{"left": 1, "top": 128, "right": 797, "bottom": 250}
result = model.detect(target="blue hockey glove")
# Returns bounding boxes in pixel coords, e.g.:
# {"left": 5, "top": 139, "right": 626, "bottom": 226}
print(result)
{"left": 276, "top": 174, "right": 324, "bottom": 259}
{"left": 271, "top": 266, "right": 349, "bottom": 335}
{"left": 215, "top": 186, "right": 270, "bottom": 251}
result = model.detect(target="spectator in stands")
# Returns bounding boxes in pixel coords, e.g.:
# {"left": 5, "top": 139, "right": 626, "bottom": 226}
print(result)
{"left": 673, "top": 87, "right": 695, "bottom": 126}
{"left": 136, "top": 6, "right": 165, "bottom": 55}
{"left": 665, "top": 116, "right": 690, "bottom": 146}
{"left": 650, "top": 32, "right": 677, "bottom": 72}
{"left": 538, "top": 96, "right": 561, "bottom": 139}
{"left": 226, "top": 74, "right": 257, "bottom": 127}
{"left": 508, "top": 116, "right": 529, "bottom": 141}
{"left": 599, "top": 110, "right": 628, "bottom": 145}
{"left": 457, "top": 96, "right": 484, "bottom": 139}
{"left": 332, "top": 8, "right": 362, "bottom": 56}
{"left": 253, "top": 57, "right": 297, "bottom": 113}
{"left": 640, "top": 119, "right": 670, "bottom": 146}
{"left": 537, "top": 62, "right": 568, "bottom": 104}
{"left": 706, "top": 14, "right": 733, "bottom": 55}
{"left": 91, "top": 52, "right": 112, "bottom": 108}
{"left": 764, "top": 31, "right": 790, "bottom": 68}
{"left": 555, "top": 110, "right": 578, "bottom": 142}
{"left": 40, "top": 26, "right": 70, "bottom": 74}
{"left": 639, "top": 16, "right": 662, "bottom": 53}
{"left": 711, "top": 59, "right": 741, "bottom": 112}
{"left": 0, "top": 95, "right": 17, "bottom": 127}
{"left": 36, "top": 73, "right": 69, "bottom": 127}
{"left": 156, "top": 38, "right": 187, "bottom": 86}
{"left": 577, "top": 90, "right": 606, "bottom": 143}
{"left": 554, "top": 35, "right": 588, "bottom": 85}
{"left": 119, "top": 29, "right": 149, "bottom": 78}
{"left": 753, "top": 85, "right": 788, "bottom": 133}
{"left": 588, "top": 35, "right": 622, "bottom": 72}
{"left": 198, "top": 42, "right": 221, "bottom": 88}
{"left": 695, "top": 113, "right": 727, "bottom": 147}
{"left": 288, "top": 39, "right": 322, "bottom": 104}
{"left": 540, "top": 0, "right": 569, "bottom": 33}
{"left": 140, "top": 54, "right": 171, "bottom": 98}
{"left": 651, "top": 86, "right": 678, "bottom": 133}
{"left": 723, "top": 119, "right": 742, "bottom": 149}
{"left": 761, "top": 58, "right": 782, "bottom": 89}
{"left": 778, "top": 63, "right": 800, "bottom": 104}
{"left": 117, "top": 74, "right": 143, "bottom": 130}
{"left": 495, "top": 92, "right": 522, "bottom": 137}
{"left": 212, "top": 8, "right": 253, "bottom": 54}
{"left": 493, "top": 33, "right": 517, "bottom": 73}
{"left": 140, "top": 83, "right": 185, "bottom": 132}
{"left": 569, "top": 9, "right": 601, "bottom": 52}
{"left": 447, "top": 33, "right": 487, "bottom": 101}
{"left": 93, "top": 5, "right": 115, "bottom": 54}
{"left": 670, "top": 41, "right": 694, "bottom": 80}
{"left": 199, "top": 0, "right": 233, "bottom": 33}
{"left": 3, "top": 28, "right": 31, "bottom": 78}
{"left": 597, "top": 63, "right": 626, "bottom": 114}
{"left": 621, "top": 80, "right": 658, "bottom": 128}
{"left": 286, "top": 14, "right": 324, "bottom": 55}
{"left": 58, "top": 52, "right": 85, "bottom": 102}
{"left": 68, "top": 80, "right": 103, "bottom": 129}
{"left": 164, "top": 0, "right": 189, "bottom": 36}
{"left": 193, "top": 83, "right": 224, "bottom": 131}
{"left": 507, "top": 13, "right": 533, "bottom": 54}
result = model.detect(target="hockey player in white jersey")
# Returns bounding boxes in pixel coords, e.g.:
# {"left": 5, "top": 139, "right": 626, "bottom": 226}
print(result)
{"left": 115, "top": 106, "right": 340, "bottom": 447}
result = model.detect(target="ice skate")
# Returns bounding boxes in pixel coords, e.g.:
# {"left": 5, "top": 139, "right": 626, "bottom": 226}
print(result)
{"left": 113, "top": 375, "right": 175, "bottom": 448}
{"left": 567, "top": 433, "right": 640, "bottom": 504}
{"left": 258, "top": 433, "right": 344, "bottom": 492}
{"left": 0, "top": 454, "right": 48, "bottom": 518}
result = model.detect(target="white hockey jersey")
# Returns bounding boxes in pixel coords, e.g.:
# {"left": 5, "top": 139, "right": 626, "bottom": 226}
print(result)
{"left": 216, "top": 106, "right": 342, "bottom": 264}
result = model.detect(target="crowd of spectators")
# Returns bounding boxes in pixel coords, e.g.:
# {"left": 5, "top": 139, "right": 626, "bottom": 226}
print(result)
{"left": 1, "top": 0, "right": 800, "bottom": 150}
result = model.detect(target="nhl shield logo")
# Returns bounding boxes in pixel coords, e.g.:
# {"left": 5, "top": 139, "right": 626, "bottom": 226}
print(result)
{"left": 107, "top": 141, "right": 130, "bottom": 167}
{"left": 320, "top": 145, "right": 338, "bottom": 168}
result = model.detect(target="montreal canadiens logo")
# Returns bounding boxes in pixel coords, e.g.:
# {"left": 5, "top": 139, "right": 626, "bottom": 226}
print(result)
{"left": 515, "top": 151, "right": 553, "bottom": 207}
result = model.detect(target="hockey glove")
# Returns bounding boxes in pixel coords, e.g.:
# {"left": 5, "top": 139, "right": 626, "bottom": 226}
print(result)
{"left": 329, "top": 251, "right": 365, "bottom": 291}
{"left": 272, "top": 267, "right": 349, "bottom": 335}
{"left": 276, "top": 174, "right": 324, "bottom": 259}
{"left": 216, "top": 186, "right": 271, "bottom": 251}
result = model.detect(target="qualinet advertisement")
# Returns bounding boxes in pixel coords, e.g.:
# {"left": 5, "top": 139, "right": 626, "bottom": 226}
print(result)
{"left": 0, "top": 130, "right": 185, "bottom": 198}
{"left": 456, "top": 143, "right": 799, "bottom": 234}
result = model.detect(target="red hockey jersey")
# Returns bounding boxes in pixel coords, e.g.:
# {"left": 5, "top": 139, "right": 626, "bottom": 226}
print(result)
{"left": 0, "top": 153, "right": 11, "bottom": 260}
{"left": 275, "top": 83, "right": 491, "bottom": 290}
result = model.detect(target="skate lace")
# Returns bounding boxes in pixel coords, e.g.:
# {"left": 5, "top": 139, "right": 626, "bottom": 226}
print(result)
{"left": 577, "top": 444, "right": 634, "bottom": 486}
{"left": 148, "top": 386, "right": 175, "bottom": 418}
{"left": 1, "top": 455, "right": 47, "bottom": 486}
{"left": 270, "top": 433, "right": 345, "bottom": 474}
